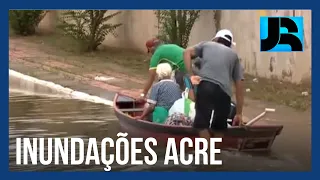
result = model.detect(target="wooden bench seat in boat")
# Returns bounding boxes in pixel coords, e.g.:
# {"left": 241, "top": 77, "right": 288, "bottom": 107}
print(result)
{"left": 119, "top": 108, "right": 144, "bottom": 112}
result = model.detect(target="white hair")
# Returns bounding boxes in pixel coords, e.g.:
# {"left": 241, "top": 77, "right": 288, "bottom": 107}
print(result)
{"left": 156, "top": 63, "right": 173, "bottom": 79}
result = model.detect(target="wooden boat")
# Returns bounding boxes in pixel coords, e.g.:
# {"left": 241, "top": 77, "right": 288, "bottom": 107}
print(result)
{"left": 113, "top": 93, "right": 283, "bottom": 152}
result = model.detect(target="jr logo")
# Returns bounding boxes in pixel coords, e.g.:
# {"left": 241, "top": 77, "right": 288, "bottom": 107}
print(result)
{"left": 260, "top": 16, "right": 304, "bottom": 52}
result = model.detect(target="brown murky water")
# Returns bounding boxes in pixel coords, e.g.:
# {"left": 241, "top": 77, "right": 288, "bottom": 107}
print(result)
{"left": 9, "top": 92, "right": 311, "bottom": 171}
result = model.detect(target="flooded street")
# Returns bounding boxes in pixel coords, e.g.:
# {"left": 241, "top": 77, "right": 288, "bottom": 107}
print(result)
{"left": 9, "top": 92, "right": 311, "bottom": 171}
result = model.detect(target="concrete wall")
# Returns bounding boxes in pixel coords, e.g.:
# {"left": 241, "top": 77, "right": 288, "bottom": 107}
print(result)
{"left": 218, "top": 10, "right": 311, "bottom": 83}
{"left": 38, "top": 10, "right": 312, "bottom": 83}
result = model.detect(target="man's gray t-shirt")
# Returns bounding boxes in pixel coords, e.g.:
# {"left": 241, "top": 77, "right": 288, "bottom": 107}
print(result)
{"left": 194, "top": 41, "right": 243, "bottom": 97}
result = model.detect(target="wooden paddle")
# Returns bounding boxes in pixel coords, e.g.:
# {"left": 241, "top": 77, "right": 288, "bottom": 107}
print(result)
{"left": 245, "top": 108, "right": 276, "bottom": 126}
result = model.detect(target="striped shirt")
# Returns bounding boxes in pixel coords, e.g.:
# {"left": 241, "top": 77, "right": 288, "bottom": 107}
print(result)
{"left": 147, "top": 79, "right": 182, "bottom": 110}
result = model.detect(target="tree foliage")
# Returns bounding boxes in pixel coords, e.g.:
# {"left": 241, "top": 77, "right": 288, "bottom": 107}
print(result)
{"left": 9, "top": 10, "right": 47, "bottom": 36}
{"left": 58, "top": 10, "right": 122, "bottom": 52}
{"left": 213, "top": 10, "right": 222, "bottom": 33}
{"left": 154, "top": 10, "right": 201, "bottom": 48}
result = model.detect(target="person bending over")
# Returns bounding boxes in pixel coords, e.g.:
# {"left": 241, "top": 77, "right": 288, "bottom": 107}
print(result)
{"left": 183, "top": 29, "right": 244, "bottom": 141}
{"left": 140, "top": 38, "right": 195, "bottom": 101}
{"left": 135, "top": 63, "right": 182, "bottom": 124}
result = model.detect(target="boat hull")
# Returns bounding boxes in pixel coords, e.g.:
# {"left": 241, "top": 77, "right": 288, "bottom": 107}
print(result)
{"left": 113, "top": 93, "right": 283, "bottom": 152}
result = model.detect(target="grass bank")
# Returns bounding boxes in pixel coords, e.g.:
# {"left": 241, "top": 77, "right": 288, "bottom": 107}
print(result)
{"left": 9, "top": 32, "right": 311, "bottom": 111}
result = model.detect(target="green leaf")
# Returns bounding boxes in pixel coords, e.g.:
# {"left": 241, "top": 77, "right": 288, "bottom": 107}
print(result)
{"left": 9, "top": 10, "right": 47, "bottom": 36}
{"left": 57, "top": 10, "right": 122, "bottom": 51}
{"left": 154, "top": 10, "right": 200, "bottom": 48}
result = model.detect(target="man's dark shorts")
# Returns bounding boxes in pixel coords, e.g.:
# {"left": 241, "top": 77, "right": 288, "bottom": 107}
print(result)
{"left": 193, "top": 80, "right": 231, "bottom": 131}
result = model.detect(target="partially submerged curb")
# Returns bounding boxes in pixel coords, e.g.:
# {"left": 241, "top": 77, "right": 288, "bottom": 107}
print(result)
{"left": 9, "top": 69, "right": 113, "bottom": 107}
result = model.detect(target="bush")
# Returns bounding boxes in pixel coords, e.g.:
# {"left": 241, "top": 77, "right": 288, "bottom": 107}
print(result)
{"left": 58, "top": 10, "right": 122, "bottom": 52}
{"left": 155, "top": 10, "right": 201, "bottom": 48}
{"left": 213, "top": 10, "right": 222, "bottom": 33}
{"left": 9, "top": 10, "right": 46, "bottom": 36}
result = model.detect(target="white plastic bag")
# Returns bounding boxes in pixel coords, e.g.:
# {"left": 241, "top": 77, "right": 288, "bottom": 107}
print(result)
{"left": 169, "top": 88, "right": 196, "bottom": 121}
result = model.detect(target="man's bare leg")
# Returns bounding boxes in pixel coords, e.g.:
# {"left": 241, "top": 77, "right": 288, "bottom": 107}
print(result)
{"left": 198, "top": 129, "right": 211, "bottom": 164}
{"left": 199, "top": 129, "right": 224, "bottom": 164}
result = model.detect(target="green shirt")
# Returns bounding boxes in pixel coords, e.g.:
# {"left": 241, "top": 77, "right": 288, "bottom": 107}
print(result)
{"left": 149, "top": 44, "right": 186, "bottom": 72}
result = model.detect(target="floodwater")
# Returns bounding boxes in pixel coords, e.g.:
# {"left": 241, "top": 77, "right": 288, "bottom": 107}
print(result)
{"left": 9, "top": 92, "right": 311, "bottom": 172}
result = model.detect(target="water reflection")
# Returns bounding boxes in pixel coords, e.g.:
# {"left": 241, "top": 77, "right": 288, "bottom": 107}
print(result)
{"left": 9, "top": 92, "right": 119, "bottom": 171}
{"left": 9, "top": 92, "right": 310, "bottom": 171}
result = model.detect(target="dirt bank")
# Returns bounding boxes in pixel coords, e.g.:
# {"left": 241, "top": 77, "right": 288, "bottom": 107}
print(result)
{"left": 9, "top": 34, "right": 311, "bottom": 111}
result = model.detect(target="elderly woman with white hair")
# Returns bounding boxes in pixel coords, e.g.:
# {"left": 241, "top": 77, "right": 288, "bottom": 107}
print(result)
{"left": 135, "top": 63, "right": 182, "bottom": 124}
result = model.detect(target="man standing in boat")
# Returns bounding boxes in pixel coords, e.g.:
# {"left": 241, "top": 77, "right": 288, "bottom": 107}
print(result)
{"left": 140, "top": 38, "right": 195, "bottom": 101}
{"left": 183, "top": 29, "right": 244, "bottom": 140}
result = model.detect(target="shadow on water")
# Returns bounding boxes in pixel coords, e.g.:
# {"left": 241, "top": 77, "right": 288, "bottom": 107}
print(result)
{"left": 9, "top": 92, "right": 310, "bottom": 171}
